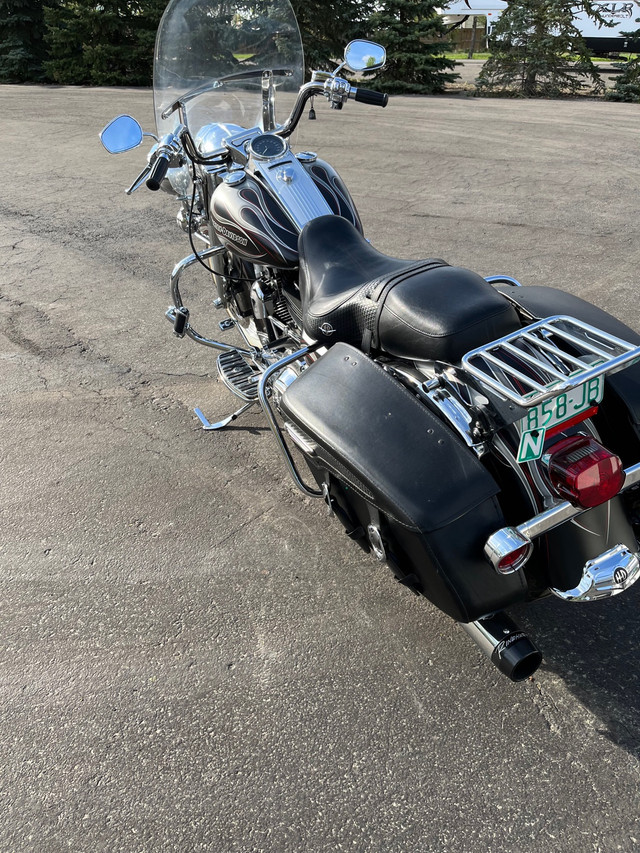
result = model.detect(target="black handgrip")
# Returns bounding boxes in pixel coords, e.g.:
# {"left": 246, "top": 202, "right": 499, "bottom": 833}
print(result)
{"left": 354, "top": 88, "right": 388, "bottom": 108}
{"left": 146, "top": 154, "right": 170, "bottom": 191}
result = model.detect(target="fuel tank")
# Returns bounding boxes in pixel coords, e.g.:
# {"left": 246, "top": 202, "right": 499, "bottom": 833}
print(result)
{"left": 210, "top": 155, "right": 362, "bottom": 269}
{"left": 300, "top": 157, "right": 363, "bottom": 233}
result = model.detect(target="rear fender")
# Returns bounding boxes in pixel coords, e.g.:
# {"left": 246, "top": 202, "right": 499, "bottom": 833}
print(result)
{"left": 535, "top": 496, "right": 637, "bottom": 594}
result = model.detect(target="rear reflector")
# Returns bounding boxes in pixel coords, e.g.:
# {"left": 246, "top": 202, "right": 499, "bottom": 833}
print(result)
{"left": 547, "top": 435, "right": 625, "bottom": 509}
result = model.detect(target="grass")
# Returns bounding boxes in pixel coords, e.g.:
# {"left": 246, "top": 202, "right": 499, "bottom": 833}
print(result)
{"left": 445, "top": 52, "right": 491, "bottom": 60}
{"left": 445, "top": 51, "right": 637, "bottom": 62}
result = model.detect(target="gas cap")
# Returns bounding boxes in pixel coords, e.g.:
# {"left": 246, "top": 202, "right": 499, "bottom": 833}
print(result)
{"left": 221, "top": 170, "right": 246, "bottom": 186}
{"left": 277, "top": 167, "right": 295, "bottom": 184}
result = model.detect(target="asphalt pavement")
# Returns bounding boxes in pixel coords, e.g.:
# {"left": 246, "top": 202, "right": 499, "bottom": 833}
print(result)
{"left": 2, "top": 85, "right": 640, "bottom": 853}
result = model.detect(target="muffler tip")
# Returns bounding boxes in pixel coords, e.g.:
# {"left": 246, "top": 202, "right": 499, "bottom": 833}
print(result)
{"left": 461, "top": 613, "right": 543, "bottom": 682}
{"left": 490, "top": 630, "right": 543, "bottom": 682}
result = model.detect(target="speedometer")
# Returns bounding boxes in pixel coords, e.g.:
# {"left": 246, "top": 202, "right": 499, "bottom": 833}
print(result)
{"left": 249, "top": 133, "right": 288, "bottom": 160}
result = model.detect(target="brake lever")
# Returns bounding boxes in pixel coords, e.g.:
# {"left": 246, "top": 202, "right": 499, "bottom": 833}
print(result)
{"left": 125, "top": 164, "right": 152, "bottom": 195}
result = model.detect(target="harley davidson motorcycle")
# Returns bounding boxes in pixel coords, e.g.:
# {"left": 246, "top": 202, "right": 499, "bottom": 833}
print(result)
{"left": 101, "top": 0, "right": 640, "bottom": 681}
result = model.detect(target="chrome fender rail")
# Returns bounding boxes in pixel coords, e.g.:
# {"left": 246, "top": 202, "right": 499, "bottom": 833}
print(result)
{"left": 485, "top": 461, "right": 640, "bottom": 600}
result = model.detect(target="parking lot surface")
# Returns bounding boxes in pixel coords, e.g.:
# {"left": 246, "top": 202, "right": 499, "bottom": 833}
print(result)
{"left": 2, "top": 85, "right": 640, "bottom": 852}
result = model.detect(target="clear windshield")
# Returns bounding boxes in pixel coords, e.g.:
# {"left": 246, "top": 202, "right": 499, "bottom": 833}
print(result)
{"left": 153, "top": 0, "right": 304, "bottom": 141}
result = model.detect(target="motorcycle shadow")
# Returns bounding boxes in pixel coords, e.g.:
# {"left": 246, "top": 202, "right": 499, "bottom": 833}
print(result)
{"left": 222, "top": 424, "right": 269, "bottom": 435}
{"left": 512, "top": 590, "right": 640, "bottom": 755}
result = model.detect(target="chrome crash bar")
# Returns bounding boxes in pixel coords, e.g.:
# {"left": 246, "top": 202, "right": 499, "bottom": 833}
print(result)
{"left": 257, "top": 346, "right": 323, "bottom": 499}
{"left": 164, "top": 246, "right": 253, "bottom": 356}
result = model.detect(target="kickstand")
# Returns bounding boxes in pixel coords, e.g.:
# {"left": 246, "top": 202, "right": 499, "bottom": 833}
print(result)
{"left": 194, "top": 401, "right": 255, "bottom": 431}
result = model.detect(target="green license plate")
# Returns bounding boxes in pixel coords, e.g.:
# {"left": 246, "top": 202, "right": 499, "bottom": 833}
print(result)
{"left": 516, "top": 376, "right": 604, "bottom": 463}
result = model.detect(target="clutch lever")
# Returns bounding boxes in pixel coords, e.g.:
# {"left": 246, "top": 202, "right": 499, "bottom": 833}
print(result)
{"left": 125, "top": 164, "right": 152, "bottom": 195}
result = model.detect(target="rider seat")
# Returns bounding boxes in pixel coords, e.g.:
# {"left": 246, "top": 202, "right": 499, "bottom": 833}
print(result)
{"left": 298, "top": 216, "right": 519, "bottom": 363}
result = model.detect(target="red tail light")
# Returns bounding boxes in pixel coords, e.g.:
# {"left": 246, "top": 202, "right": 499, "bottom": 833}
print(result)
{"left": 547, "top": 435, "right": 625, "bottom": 509}
{"left": 497, "top": 544, "right": 531, "bottom": 573}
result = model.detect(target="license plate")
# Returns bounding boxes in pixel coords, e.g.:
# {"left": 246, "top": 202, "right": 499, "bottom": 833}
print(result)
{"left": 516, "top": 376, "right": 604, "bottom": 463}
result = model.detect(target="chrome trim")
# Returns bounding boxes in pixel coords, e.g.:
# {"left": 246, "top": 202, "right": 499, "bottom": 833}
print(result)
{"left": 462, "top": 315, "right": 640, "bottom": 407}
{"left": 550, "top": 544, "right": 640, "bottom": 602}
{"left": 261, "top": 70, "right": 276, "bottom": 132}
{"left": 424, "top": 386, "right": 477, "bottom": 450}
{"left": 383, "top": 362, "right": 484, "bottom": 455}
{"left": 167, "top": 247, "right": 253, "bottom": 357}
{"left": 273, "top": 366, "right": 300, "bottom": 401}
{"left": 250, "top": 281, "right": 270, "bottom": 319}
{"left": 217, "top": 350, "right": 261, "bottom": 402}
{"left": 367, "top": 525, "right": 387, "bottom": 562}
{"left": 221, "top": 170, "right": 246, "bottom": 185}
{"left": 484, "top": 460, "right": 640, "bottom": 571}
{"left": 484, "top": 527, "right": 533, "bottom": 574}
{"left": 194, "top": 402, "right": 254, "bottom": 431}
{"left": 257, "top": 347, "right": 323, "bottom": 498}
{"left": 255, "top": 155, "right": 333, "bottom": 231}
{"left": 324, "top": 76, "right": 351, "bottom": 109}
{"left": 125, "top": 164, "right": 152, "bottom": 195}
{"left": 277, "top": 82, "right": 325, "bottom": 138}
{"left": 284, "top": 422, "right": 318, "bottom": 456}
{"left": 485, "top": 275, "right": 523, "bottom": 287}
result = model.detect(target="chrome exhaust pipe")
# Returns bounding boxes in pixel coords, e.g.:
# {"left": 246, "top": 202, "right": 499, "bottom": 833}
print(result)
{"left": 460, "top": 612, "right": 542, "bottom": 682}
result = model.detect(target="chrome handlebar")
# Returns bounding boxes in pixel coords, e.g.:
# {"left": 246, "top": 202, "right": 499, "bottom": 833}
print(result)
{"left": 129, "top": 74, "right": 384, "bottom": 189}
{"left": 276, "top": 74, "right": 387, "bottom": 138}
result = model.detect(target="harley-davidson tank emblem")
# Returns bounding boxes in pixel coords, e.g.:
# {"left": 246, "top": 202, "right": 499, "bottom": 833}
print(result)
{"left": 213, "top": 222, "right": 248, "bottom": 247}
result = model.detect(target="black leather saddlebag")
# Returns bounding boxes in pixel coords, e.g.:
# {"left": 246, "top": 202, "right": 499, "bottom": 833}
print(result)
{"left": 498, "top": 285, "right": 640, "bottom": 465}
{"left": 280, "top": 342, "right": 528, "bottom": 623}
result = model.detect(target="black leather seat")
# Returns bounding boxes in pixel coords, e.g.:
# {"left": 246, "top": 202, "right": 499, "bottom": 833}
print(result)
{"left": 298, "top": 216, "right": 519, "bottom": 363}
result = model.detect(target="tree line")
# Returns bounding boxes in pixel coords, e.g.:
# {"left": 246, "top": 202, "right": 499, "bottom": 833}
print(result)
{"left": 0, "top": 0, "right": 456, "bottom": 93}
{"left": 3, "top": 0, "right": 639, "bottom": 99}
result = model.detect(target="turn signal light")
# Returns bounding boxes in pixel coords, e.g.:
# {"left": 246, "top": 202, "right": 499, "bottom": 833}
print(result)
{"left": 485, "top": 527, "right": 533, "bottom": 574}
{"left": 547, "top": 435, "right": 625, "bottom": 509}
{"left": 497, "top": 544, "right": 531, "bottom": 573}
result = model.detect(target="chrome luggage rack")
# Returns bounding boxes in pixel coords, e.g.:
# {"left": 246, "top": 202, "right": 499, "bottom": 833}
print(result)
{"left": 461, "top": 315, "right": 640, "bottom": 408}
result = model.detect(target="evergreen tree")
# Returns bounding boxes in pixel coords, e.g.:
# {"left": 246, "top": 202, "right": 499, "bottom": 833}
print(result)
{"left": 606, "top": 27, "right": 640, "bottom": 102}
{"left": 0, "top": 0, "right": 48, "bottom": 82}
{"left": 368, "top": 0, "right": 457, "bottom": 94}
{"left": 290, "top": 0, "right": 375, "bottom": 77}
{"left": 476, "top": 0, "right": 605, "bottom": 97}
{"left": 44, "top": 0, "right": 166, "bottom": 86}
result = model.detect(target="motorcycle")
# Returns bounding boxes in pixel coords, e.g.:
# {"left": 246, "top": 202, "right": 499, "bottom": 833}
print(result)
{"left": 100, "top": 0, "right": 640, "bottom": 682}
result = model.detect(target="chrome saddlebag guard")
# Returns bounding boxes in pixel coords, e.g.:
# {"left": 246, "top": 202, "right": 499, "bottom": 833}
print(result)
{"left": 279, "top": 342, "right": 528, "bottom": 623}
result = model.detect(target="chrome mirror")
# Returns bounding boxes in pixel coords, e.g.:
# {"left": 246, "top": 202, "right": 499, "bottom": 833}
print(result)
{"left": 343, "top": 40, "right": 386, "bottom": 73}
{"left": 100, "top": 115, "right": 143, "bottom": 154}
